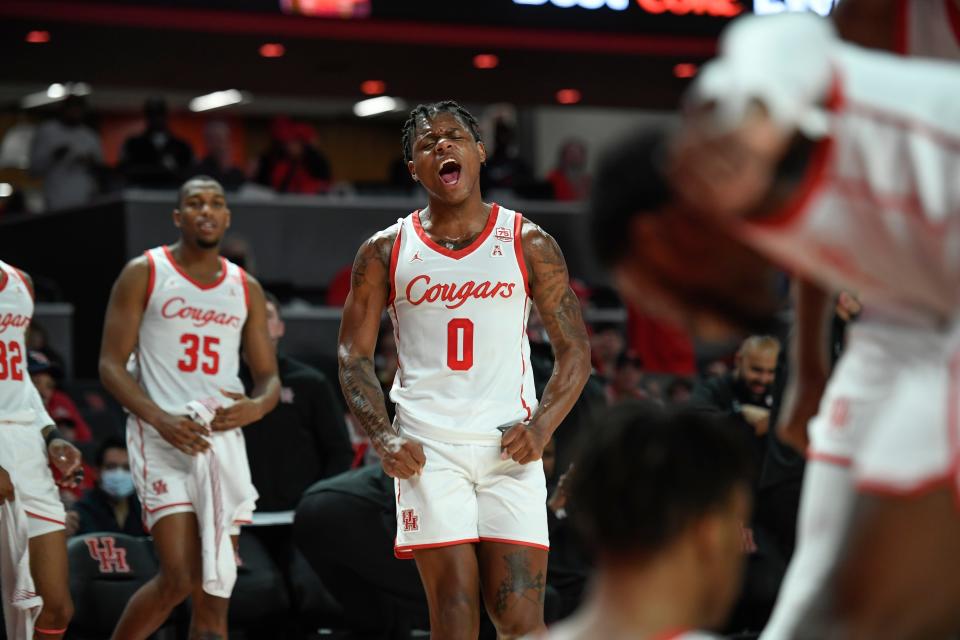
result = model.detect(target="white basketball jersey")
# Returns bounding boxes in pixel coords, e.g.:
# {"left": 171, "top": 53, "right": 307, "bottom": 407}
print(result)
{"left": 135, "top": 247, "right": 248, "bottom": 415}
{"left": 898, "top": 0, "right": 960, "bottom": 60}
{"left": 388, "top": 204, "right": 538, "bottom": 443}
{"left": 0, "top": 260, "right": 52, "bottom": 428}
{"left": 718, "top": 21, "right": 960, "bottom": 320}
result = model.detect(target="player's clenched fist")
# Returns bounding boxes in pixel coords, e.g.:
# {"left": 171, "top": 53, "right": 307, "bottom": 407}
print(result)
{"left": 0, "top": 466, "right": 14, "bottom": 504}
{"left": 378, "top": 436, "right": 426, "bottom": 479}
{"left": 500, "top": 424, "right": 548, "bottom": 465}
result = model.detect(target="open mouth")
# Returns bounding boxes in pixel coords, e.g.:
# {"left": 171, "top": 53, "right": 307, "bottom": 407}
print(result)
{"left": 198, "top": 220, "right": 217, "bottom": 233}
{"left": 439, "top": 159, "right": 461, "bottom": 185}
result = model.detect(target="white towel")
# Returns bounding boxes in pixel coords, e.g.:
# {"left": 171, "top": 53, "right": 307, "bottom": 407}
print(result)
{"left": 0, "top": 500, "right": 42, "bottom": 640}
{"left": 185, "top": 400, "right": 257, "bottom": 598}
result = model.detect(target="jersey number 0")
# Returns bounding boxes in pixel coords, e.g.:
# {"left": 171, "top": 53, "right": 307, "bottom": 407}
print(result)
{"left": 446, "top": 319, "right": 474, "bottom": 371}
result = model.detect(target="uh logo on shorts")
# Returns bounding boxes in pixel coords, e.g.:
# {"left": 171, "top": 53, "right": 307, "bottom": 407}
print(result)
{"left": 401, "top": 508, "right": 420, "bottom": 532}
{"left": 85, "top": 536, "right": 131, "bottom": 574}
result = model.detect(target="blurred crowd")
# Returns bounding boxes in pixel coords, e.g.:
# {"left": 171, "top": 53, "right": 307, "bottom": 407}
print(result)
{"left": 0, "top": 95, "right": 593, "bottom": 217}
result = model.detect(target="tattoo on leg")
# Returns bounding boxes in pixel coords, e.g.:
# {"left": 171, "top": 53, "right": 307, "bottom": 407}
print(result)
{"left": 494, "top": 550, "right": 546, "bottom": 616}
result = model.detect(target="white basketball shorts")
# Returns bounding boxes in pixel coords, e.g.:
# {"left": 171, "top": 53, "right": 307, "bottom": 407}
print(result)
{"left": 393, "top": 428, "right": 549, "bottom": 559}
{"left": 126, "top": 415, "right": 255, "bottom": 533}
{"left": 0, "top": 424, "right": 66, "bottom": 538}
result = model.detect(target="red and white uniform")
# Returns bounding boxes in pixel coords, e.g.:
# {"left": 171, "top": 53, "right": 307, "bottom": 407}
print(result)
{"left": 387, "top": 204, "right": 548, "bottom": 557}
{"left": 704, "top": 15, "right": 960, "bottom": 640}
{"left": 896, "top": 0, "right": 960, "bottom": 59}
{"left": 0, "top": 260, "right": 64, "bottom": 538}
{"left": 127, "top": 246, "right": 256, "bottom": 532}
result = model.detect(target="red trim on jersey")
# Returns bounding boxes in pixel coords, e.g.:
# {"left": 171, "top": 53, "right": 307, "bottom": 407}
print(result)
{"left": 478, "top": 537, "right": 549, "bottom": 551}
{"left": 394, "top": 537, "right": 481, "bottom": 559}
{"left": 161, "top": 245, "right": 229, "bottom": 290}
{"left": 895, "top": 0, "right": 909, "bottom": 54}
{"left": 751, "top": 134, "right": 834, "bottom": 230}
{"left": 0, "top": 268, "right": 8, "bottom": 294}
{"left": 135, "top": 417, "right": 150, "bottom": 510}
{"left": 240, "top": 268, "right": 251, "bottom": 311}
{"left": 807, "top": 451, "right": 852, "bottom": 468}
{"left": 748, "top": 75, "right": 843, "bottom": 230}
{"left": 513, "top": 212, "right": 530, "bottom": 296}
{"left": 144, "top": 501, "right": 194, "bottom": 514}
{"left": 412, "top": 204, "right": 499, "bottom": 260}
{"left": 233, "top": 519, "right": 252, "bottom": 525}
{"left": 12, "top": 268, "right": 32, "bottom": 301}
{"left": 948, "top": 0, "right": 960, "bottom": 48}
{"left": 948, "top": 349, "right": 960, "bottom": 507}
{"left": 650, "top": 628, "right": 695, "bottom": 640}
{"left": 845, "top": 99, "right": 960, "bottom": 154}
{"left": 857, "top": 473, "right": 954, "bottom": 498}
{"left": 387, "top": 224, "right": 403, "bottom": 305}
{"left": 24, "top": 511, "right": 65, "bottom": 526}
{"left": 391, "top": 303, "right": 405, "bottom": 387}
{"left": 34, "top": 627, "right": 68, "bottom": 635}
{"left": 144, "top": 250, "right": 156, "bottom": 310}
{"left": 519, "top": 295, "right": 533, "bottom": 422}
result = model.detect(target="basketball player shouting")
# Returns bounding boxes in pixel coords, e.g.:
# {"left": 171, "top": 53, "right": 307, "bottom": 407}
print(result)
{"left": 99, "top": 176, "right": 279, "bottom": 640}
{"left": 0, "top": 262, "right": 82, "bottom": 639}
{"left": 591, "top": 13, "right": 960, "bottom": 638}
{"left": 338, "top": 101, "right": 590, "bottom": 640}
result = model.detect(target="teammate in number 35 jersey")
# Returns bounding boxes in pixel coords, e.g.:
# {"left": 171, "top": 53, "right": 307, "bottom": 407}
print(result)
{"left": 338, "top": 101, "right": 591, "bottom": 639}
{"left": 99, "top": 176, "right": 280, "bottom": 640}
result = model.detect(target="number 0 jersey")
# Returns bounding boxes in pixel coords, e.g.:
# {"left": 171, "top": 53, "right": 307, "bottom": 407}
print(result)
{"left": 387, "top": 204, "right": 538, "bottom": 444}
{"left": 0, "top": 259, "right": 51, "bottom": 429}
{"left": 134, "top": 247, "right": 248, "bottom": 415}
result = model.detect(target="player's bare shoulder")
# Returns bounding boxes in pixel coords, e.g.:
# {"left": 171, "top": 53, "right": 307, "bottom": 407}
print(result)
{"left": 351, "top": 221, "right": 401, "bottom": 293}
{"left": 519, "top": 217, "right": 568, "bottom": 287}
{"left": 107, "top": 254, "right": 153, "bottom": 309}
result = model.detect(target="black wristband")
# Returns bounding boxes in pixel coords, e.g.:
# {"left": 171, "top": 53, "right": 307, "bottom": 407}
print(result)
{"left": 44, "top": 427, "right": 66, "bottom": 448}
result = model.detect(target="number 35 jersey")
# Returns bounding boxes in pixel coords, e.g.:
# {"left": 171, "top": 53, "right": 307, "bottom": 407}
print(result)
{"left": 135, "top": 246, "right": 248, "bottom": 416}
{"left": 387, "top": 204, "right": 538, "bottom": 444}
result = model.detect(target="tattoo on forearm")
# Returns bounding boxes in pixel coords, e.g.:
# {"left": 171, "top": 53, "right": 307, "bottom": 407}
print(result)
{"left": 494, "top": 550, "right": 546, "bottom": 616}
{"left": 189, "top": 631, "right": 224, "bottom": 640}
{"left": 339, "top": 355, "right": 392, "bottom": 444}
{"left": 553, "top": 289, "right": 589, "bottom": 344}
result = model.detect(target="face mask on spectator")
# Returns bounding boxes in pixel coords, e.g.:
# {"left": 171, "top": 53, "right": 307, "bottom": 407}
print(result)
{"left": 101, "top": 469, "right": 135, "bottom": 498}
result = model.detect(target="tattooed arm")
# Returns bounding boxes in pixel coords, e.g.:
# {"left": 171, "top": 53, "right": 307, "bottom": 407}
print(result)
{"left": 337, "top": 225, "right": 425, "bottom": 479}
{"left": 501, "top": 220, "right": 591, "bottom": 464}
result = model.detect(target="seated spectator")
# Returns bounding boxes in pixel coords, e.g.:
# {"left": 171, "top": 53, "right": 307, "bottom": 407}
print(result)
{"left": 606, "top": 350, "right": 648, "bottom": 404}
{"left": 29, "top": 94, "right": 103, "bottom": 211}
{"left": 689, "top": 336, "right": 791, "bottom": 633}
{"left": 254, "top": 117, "right": 331, "bottom": 194}
{"left": 541, "top": 403, "right": 753, "bottom": 639}
{"left": 480, "top": 116, "right": 533, "bottom": 193}
{"left": 220, "top": 234, "right": 256, "bottom": 274}
{"left": 691, "top": 336, "right": 781, "bottom": 460}
{"left": 194, "top": 120, "right": 246, "bottom": 191}
{"left": 66, "top": 436, "right": 144, "bottom": 537}
{"left": 241, "top": 292, "right": 353, "bottom": 511}
{"left": 666, "top": 377, "right": 694, "bottom": 404}
{"left": 544, "top": 443, "right": 591, "bottom": 621}
{"left": 119, "top": 97, "right": 194, "bottom": 188}
{"left": 546, "top": 138, "right": 590, "bottom": 202}
{"left": 25, "top": 320, "right": 66, "bottom": 371}
{"left": 28, "top": 350, "right": 92, "bottom": 443}
{"left": 589, "top": 322, "right": 625, "bottom": 382}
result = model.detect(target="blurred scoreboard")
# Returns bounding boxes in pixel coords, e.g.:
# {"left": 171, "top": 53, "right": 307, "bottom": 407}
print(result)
{"left": 94, "top": 0, "right": 841, "bottom": 35}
